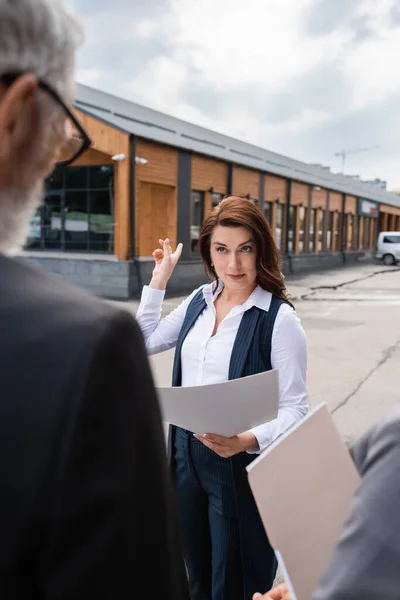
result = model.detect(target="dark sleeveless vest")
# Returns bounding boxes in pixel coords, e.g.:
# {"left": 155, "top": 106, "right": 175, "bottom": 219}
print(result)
{"left": 168, "top": 288, "right": 286, "bottom": 598}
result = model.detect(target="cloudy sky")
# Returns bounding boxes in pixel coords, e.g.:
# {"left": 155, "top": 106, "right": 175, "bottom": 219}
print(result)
{"left": 70, "top": 0, "right": 400, "bottom": 189}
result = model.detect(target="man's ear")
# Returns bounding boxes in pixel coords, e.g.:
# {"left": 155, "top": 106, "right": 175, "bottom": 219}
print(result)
{"left": 0, "top": 74, "right": 39, "bottom": 163}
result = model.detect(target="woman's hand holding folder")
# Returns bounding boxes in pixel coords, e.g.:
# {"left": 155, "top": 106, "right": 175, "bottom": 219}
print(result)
{"left": 253, "top": 583, "right": 291, "bottom": 600}
{"left": 194, "top": 431, "right": 259, "bottom": 457}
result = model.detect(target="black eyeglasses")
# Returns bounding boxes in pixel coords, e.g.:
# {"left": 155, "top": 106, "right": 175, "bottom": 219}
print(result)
{"left": 0, "top": 72, "right": 92, "bottom": 167}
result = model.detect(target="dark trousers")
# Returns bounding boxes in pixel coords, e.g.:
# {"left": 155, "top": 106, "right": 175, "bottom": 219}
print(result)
{"left": 173, "top": 427, "right": 248, "bottom": 600}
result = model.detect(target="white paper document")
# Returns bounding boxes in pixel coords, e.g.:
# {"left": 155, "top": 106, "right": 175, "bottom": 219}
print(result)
{"left": 157, "top": 369, "right": 279, "bottom": 436}
{"left": 246, "top": 404, "right": 360, "bottom": 600}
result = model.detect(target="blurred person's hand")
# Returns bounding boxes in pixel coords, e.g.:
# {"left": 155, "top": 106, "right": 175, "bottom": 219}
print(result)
{"left": 253, "top": 583, "right": 291, "bottom": 600}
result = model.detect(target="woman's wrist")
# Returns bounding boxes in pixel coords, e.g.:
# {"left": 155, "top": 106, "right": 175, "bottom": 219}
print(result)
{"left": 239, "top": 431, "right": 259, "bottom": 452}
{"left": 149, "top": 276, "right": 168, "bottom": 290}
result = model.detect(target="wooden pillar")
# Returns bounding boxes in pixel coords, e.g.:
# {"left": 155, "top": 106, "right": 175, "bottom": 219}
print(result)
{"left": 358, "top": 217, "right": 364, "bottom": 250}
{"left": 383, "top": 212, "right": 389, "bottom": 231}
{"left": 369, "top": 219, "right": 375, "bottom": 249}
{"left": 114, "top": 137, "right": 131, "bottom": 260}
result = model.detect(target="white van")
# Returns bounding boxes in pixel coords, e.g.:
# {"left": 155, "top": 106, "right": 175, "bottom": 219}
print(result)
{"left": 376, "top": 231, "right": 400, "bottom": 265}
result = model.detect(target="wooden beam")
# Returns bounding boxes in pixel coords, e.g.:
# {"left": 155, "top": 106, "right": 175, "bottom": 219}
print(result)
{"left": 359, "top": 217, "right": 364, "bottom": 250}
{"left": 113, "top": 135, "right": 131, "bottom": 260}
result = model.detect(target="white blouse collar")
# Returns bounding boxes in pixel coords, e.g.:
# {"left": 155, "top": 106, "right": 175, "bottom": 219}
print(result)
{"left": 202, "top": 280, "right": 272, "bottom": 313}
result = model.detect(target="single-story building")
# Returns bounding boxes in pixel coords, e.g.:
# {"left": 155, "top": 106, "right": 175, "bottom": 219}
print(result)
{"left": 20, "top": 83, "right": 400, "bottom": 299}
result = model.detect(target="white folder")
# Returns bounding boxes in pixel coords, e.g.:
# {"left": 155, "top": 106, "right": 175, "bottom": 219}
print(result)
{"left": 247, "top": 404, "right": 360, "bottom": 600}
{"left": 157, "top": 368, "right": 280, "bottom": 436}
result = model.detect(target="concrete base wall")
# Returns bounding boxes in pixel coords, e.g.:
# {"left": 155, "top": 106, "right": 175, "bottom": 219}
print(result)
{"left": 19, "top": 250, "right": 374, "bottom": 299}
{"left": 283, "top": 250, "right": 371, "bottom": 276}
{"left": 21, "top": 255, "right": 134, "bottom": 300}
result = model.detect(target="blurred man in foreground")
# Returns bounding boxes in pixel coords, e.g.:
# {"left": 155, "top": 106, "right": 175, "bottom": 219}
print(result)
{"left": 0, "top": 1, "right": 189, "bottom": 598}
{"left": 253, "top": 408, "right": 400, "bottom": 599}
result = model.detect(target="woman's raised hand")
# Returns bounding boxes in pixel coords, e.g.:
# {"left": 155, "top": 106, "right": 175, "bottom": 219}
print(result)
{"left": 150, "top": 238, "right": 183, "bottom": 290}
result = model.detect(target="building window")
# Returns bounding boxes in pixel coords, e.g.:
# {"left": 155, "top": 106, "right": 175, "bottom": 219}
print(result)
{"left": 64, "top": 190, "right": 89, "bottom": 251}
{"left": 264, "top": 201, "right": 272, "bottom": 224}
{"left": 42, "top": 192, "right": 64, "bottom": 250}
{"left": 26, "top": 165, "right": 114, "bottom": 253}
{"left": 309, "top": 208, "right": 316, "bottom": 252}
{"left": 288, "top": 205, "right": 296, "bottom": 254}
{"left": 212, "top": 192, "right": 222, "bottom": 208}
{"left": 327, "top": 211, "right": 334, "bottom": 251}
{"left": 299, "top": 206, "right": 306, "bottom": 253}
{"left": 89, "top": 189, "right": 114, "bottom": 252}
{"left": 318, "top": 209, "right": 324, "bottom": 251}
{"left": 191, "top": 190, "right": 204, "bottom": 255}
{"left": 276, "top": 203, "right": 284, "bottom": 251}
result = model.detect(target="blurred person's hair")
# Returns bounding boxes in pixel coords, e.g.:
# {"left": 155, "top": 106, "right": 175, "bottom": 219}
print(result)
{"left": 0, "top": 0, "right": 82, "bottom": 253}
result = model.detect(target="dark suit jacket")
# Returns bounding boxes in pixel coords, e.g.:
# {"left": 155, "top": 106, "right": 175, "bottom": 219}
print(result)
{"left": 313, "top": 407, "right": 400, "bottom": 599}
{"left": 0, "top": 255, "right": 189, "bottom": 600}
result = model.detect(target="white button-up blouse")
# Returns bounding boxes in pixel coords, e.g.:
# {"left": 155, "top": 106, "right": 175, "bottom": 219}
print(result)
{"left": 136, "top": 281, "right": 308, "bottom": 453}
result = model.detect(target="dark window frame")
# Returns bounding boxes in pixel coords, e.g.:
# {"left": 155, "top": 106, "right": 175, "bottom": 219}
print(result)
{"left": 288, "top": 205, "right": 296, "bottom": 254}
{"left": 190, "top": 189, "right": 205, "bottom": 256}
{"left": 299, "top": 205, "right": 307, "bottom": 253}
{"left": 25, "top": 165, "right": 114, "bottom": 254}
{"left": 264, "top": 201, "right": 273, "bottom": 225}
{"left": 309, "top": 208, "right": 316, "bottom": 252}
{"left": 327, "top": 211, "right": 335, "bottom": 252}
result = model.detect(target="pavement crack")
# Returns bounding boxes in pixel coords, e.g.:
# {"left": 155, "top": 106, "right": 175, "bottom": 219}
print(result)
{"left": 332, "top": 339, "right": 400, "bottom": 416}
{"left": 309, "top": 267, "right": 400, "bottom": 293}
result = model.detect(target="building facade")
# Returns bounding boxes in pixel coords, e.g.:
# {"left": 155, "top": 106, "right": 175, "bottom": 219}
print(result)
{"left": 20, "top": 84, "right": 400, "bottom": 299}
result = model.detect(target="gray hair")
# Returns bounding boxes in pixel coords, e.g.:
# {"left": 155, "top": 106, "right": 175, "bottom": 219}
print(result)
{"left": 0, "top": 0, "right": 83, "bottom": 254}
{"left": 0, "top": 0, "right": 83, "bottom": 101}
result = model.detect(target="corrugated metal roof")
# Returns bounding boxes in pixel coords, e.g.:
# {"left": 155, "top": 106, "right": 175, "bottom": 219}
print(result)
{"left": 75, "top": 83, "right": 400, "bottom": 209}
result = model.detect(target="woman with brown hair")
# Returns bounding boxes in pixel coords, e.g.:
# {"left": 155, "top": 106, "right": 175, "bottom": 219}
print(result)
{"left": 136, "top": 196, "right": 308, "bottom": 600}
